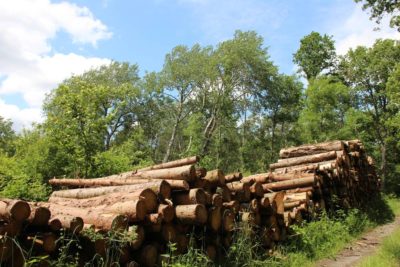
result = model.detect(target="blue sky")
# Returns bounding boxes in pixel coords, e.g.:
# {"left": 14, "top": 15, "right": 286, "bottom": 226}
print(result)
{"left": 0, "top": 0, "right": 398, "bottom": 130}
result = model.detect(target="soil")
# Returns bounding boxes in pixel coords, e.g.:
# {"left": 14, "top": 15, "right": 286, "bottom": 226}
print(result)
{"left": 315, "top": 216, "right": 400, "bottom": 267}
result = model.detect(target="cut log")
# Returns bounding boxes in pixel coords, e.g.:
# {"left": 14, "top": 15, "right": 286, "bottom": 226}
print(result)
{"left": 0, "top": 236, "right": 12, "bottom": 262}
{"left": 262, "top": 176, "right": 316, "bottom": 191}
{"left": 172, "top": 188, "right": 207, "bottom": 205}
{"left": 222, "top": 209, "right": 235, "bottom": 232}
{"left": 130, "top": 225, "right": 145, "bottom": 250}
{"left": 157, "top": 204, "right": 175, "bottom": 223}
{"left": 225, "top": 172, "right": 243, "bottom": 183}
{"left": 279, "top": 140, "right": 344, "bottom": 158}
{"left": 270, "top": 151, "right": 337, "bottom": 170}
{"left": 223, "top": 201, "right": 240, "bottom": 214}
{"left": 50, "top": 188, "right": 157, "bottom": 213}
{"left": 208, "top": 207, "right": 221, "bottom": 232}
{"left": 195, "top": 167, "right": 207, "bottom": 178}
{"left": 204, "top": 169, "right": 225, "bottom": 187}
{"left": 161, "top": 223, "right": 176, "bottom": 243}
{"left": 269, "top": 172, "right": 315, "bottom": 182}
{"left": 50, "top": 215, "right": 84, "bottom": 233}
{"left": 241, "top": 173, "right": 270, "bottom": 184}
{"left": 211, "top": 194, "right": 223, "bottom": 208}
{"left": 50, "top": 180, "right": 170, "bottom": 200}
{"left": 139, "top": 156, "right": 199, "bottom": 171}
{"left": 49, "top": 165, "right": 196, "bottom": 187}
{"left": 250, "top": 182, "right": 264, "bottom": 197}
{"left": 0, "top": 199, "right": 31, "bottom": 222}
{"left": 27, "top": 205, "right": 51, "bottom": 226}
{"left": 216, "top": 186, "right": 231, "bottom": 202}
{"left": 138, "top": 244, "right": 158, "bottom": 267}
{"left": 175, "top": 204, "right": 208, "bottom": 225}
{"left": 36, "top": 202, "right": 128, "bottom": 230}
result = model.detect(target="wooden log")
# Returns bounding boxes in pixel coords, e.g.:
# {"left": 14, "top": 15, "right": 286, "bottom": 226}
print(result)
{"left": 161, "top": 223, "right": 176, "bottom": 243}
{"left": 250, "top": 182, "right": 264, "bottom": 197}
{"left": 193, "top": 178, "right": 211, "bottom": 190}
{"left": 0, "top": 222, "right": 21, "bottom": 237}
{"left": 195, "top": 167, "right": 207, "bottom": 178}
{"left": 175, "top": 204, "right": 208, "bottom": 225}
{"left": 264, "top": 192, "right": 285, "bottom": 215}
{"left": 172, "top": 188, "right": 207, "bottom": 205}
{"left": 226, "top": 181, "right": 250, "bottom": 193}
{"left": 158, "top": 204, "right": 175, "bottom": 223}
{"left": 137, "top": 244, "right": 158, "bottom": 267}
{"left": 0, "top": 236, "right": 12, "bottom": 262}
{"left": 222, "top": 209, "right": 235, "bottom": 232}
{"left": 225, "top": 172, "right": 243, "bottom": 183}
{"left": 0, "top": 199, "right": 30, "bottom": 222}
{"left": 216, "top": 186, "right": 231, "bottom": 202}
{"left": 269, "top": 172, "right": 315, "bottom": 182}
{"left": 27, "top": 233, "right": 57, "bottom": 253}
{"left": 273, "top": 160, "right": 337, "bottom": 174}
{"left": 206, "top": 244, "right": 217, "bottom": 261}
{"left": 50, "top": 165, "right": 196, "bottom": 187}
{"left": 130, "top": 225, "right": 145, "bottom": 250}
{"left": 241, "top": 173, "right": 270, "bottom": 183}
{"left": 211, "top": 194, "right": 223, "bottom": 208}
{"left": 27, "top": 205, "right": 51, "bottom": 227}
{"left": 37, "top": 202, "right": 128, "bottom": 230}
{"left": 176, "top": 233, "right": 189, "bottom": 254}
{"left": 208, "top": 207, "right": 221, "bottom": 232}
{"left": 50, "top": 180, "right": 170, "bottom": 200}
{"left": 144, "top": 213, "right": 162, "bottom": 233}
{"left": 139, "top": 156, "right": 199, "bottom": 171}
{"left": 50, "top": 188, "right": 157, "bottom": 213}
{"left": 279, "top": 140, "right": 344, "bottom": 158}
{"left": 270, "top": 151, "right": 337, "bottom": 170}
{"left": 262, "top": 176, "right": 316, "bottom": 191}
{"left": 223, "top": 200, "right": 240, "bottom": 214}
{"left": 204, "top": 169, "right": 225, "bottom": 187}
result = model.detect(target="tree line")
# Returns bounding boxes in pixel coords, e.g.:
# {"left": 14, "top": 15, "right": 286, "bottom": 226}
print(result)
{"left": 0, "top": 29, "right": 399, "bottom": 200}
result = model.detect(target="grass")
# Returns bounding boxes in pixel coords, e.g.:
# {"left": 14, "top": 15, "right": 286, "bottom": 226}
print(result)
{"left": 357, "top": 227, "right": 400, "bottom": 267}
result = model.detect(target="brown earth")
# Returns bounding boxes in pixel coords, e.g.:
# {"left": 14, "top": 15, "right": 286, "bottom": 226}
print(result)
{"left": 316, "top": 216, "right": 400, "bottom": 267}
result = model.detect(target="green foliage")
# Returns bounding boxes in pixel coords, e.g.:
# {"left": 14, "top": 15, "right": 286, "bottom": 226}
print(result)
{"left": 298, "top": 77, "right": 352, "bottom": 142}
{"left": 355, "top": 0, "right": 400, "bottom": 31}
{"left": 293, "top": 31, "right": 337, "bottom": 81}
{"left": 0, "top": 116, "right": 15, "bottom": 155}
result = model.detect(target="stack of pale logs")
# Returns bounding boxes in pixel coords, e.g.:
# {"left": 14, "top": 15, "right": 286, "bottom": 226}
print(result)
{"left": 0, "top": 140, "right": 379, "bottom": 266}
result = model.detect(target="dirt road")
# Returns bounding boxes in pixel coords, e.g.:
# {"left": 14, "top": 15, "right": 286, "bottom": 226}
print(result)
{"left": 316, "top": 216, "right": 400, "bottom": 267}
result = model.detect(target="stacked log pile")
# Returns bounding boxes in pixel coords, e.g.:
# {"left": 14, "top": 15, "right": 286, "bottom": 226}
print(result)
{"left": 0, "top": 140, "right": 380, "bottom": 266}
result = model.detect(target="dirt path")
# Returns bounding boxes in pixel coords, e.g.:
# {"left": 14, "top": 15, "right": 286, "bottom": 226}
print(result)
{"left": 316, "top": 216, "right": 400, "bottom": 267}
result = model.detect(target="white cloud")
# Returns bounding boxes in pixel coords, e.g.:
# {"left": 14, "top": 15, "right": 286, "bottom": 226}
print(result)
{"left": 0, "top": 0, "right": 112, "bottom": 131}
{"left": 330, "top": 6, "right": 399, "bottom": 55}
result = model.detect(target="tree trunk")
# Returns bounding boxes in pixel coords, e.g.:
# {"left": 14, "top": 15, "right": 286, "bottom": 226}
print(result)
{"left": 163, "top": 114, "right": 181, "bottom": 163}
{"left": 279, "top": 141, "right": 344, "bottom": 158}
{"left": 0, "top": 199, "right": 31, "bottom": 222}
{"left": 270, "top": 151, "right": 337, "bottom": 170}
{"left": 49, "top": 188, "right": 157, "bottom": 213}
{"left": 36, "top": 202, "right": 128, "bottom": 230}
{"left": 50, "top": 180, "right": 171, "bottom": 200}
{"left": 204, "top": 169, "right": 225, "bottom": 187}
{"left": 175, "top": 204, "right": 208, "bottom": 225}
{"left": 139, "top": 156, "right": 199, "bottom": 171}
{"left": 262, "top": 176, "right": 316, "bottom": 191}
{"left": 172, "top": 188, "right": 207, "bottom": 205}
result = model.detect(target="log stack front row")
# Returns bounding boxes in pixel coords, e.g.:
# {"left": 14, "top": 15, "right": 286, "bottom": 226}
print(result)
{"left": 0, "top": 140, "right": 380, "bottom": 266}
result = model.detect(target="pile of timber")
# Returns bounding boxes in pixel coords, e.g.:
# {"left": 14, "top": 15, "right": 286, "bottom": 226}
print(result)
{"left": 0, "top": 140, "right": 380, "bottom": 266}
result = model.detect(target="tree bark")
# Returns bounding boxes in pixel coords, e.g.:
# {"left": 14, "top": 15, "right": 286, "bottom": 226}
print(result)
{"left": 279, "top": 140, "right": 344, "bottom": 158}
{"left": 172, "top": 188, "right": 207, "bottom": 205}
{"left": 50, "top": 188, "right": 157, "bottom": 213}
{"left": 262, "top": 176, "right": 316, "bottom": 192}
{"left": 139, "top": 156, "right": 199, "bottom": 171}
{"left": 270, "top": 151, "right": 337, "bottom": 170}
{"left": 204, "top": 169, "right": 225, "bottom": 187}
{"left": 0, "top": 199, "right": 30, "bottom": 222}
{"left": 175, "top": 204, "right": 208, "bottom": 225}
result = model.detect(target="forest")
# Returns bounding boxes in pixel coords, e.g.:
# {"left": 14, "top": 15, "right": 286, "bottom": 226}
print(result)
{"left": 0, "top": 29, "right": 400, "bottom": 201}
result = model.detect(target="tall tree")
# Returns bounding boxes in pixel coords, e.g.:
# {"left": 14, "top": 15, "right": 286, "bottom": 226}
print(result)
{"left": 293, "top": 31, "right": 337, "bottom": 81}
{"left": 0, "top": 116, "right": 15, "bottom": 156}
{"left": 43, "top": 62, "right": 142, "bottom": 177}
{"left": 298, "top": 77, "right": 352, "bottom": 142}
{"left": 338, "top": 39, "right": 400, "bottom": 189}
{"left": 355, "top": 0, "right": 400, "bottom": 31}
